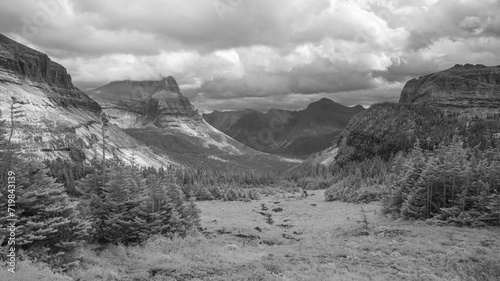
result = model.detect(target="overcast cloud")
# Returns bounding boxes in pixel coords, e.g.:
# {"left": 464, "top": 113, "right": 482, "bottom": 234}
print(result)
{"left": 1, "top": 0, "right": 500, "bottom": 112}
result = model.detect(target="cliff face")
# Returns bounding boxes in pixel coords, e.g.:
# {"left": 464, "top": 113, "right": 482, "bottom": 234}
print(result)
{"left": 333, "top": 64, "right": 500, "bottom": 165}
{"left": 0, "top": 34, "right": 101, "bottom": 113}
{"left": 89, "top": 77, "right": 200, "bottom": 128}
{"left": 399, "top": 64, "right": 500, "bottom": 112}
{"left": 0, "top": 34, "right": 174, "bottom": 168}
{"left": 88, "top": 77, "right": 251, "bottom": 156}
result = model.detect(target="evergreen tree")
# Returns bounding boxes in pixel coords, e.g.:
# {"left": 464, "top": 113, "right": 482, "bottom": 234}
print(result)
{"left": 0, "top": 108, "right": 89, "bottom": 269}
{"left": 0, "top": 158, "right": 90, "bottom": 269}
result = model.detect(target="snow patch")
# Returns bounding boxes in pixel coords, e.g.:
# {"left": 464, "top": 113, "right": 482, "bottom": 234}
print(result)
{"left": 208, "top": 155, "right": 228, "bottom": 162}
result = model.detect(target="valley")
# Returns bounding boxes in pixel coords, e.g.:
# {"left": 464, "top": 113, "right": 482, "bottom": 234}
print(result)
{"left": 1, "top": 6, "right": 500, "bottom": 280}
{"left": 203, "top": 98, "right": 365, "bottom": 158}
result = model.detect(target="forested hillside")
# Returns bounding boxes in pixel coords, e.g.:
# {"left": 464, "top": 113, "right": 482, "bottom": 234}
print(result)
{"left": 203, "top": 98, "right": 364, "bottom": 157}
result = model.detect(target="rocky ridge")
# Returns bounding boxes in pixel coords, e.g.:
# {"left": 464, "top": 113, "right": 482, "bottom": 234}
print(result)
{"left": 399, "top": 64, "right": 500, "bottom": 114}
{"left": 0, "top": 34, "right": 174, "bottom": 168}
{"left": 333, "top": 64, "right": 500, "bottom": 165}
{"left": 0, "top": 33, "right": 101, "bottom": 113}
{"left": 88, "top": 77, "right": 200, "bottom": 128}
{"left": 87, "top": 77, "right": 252, "bottom": 156}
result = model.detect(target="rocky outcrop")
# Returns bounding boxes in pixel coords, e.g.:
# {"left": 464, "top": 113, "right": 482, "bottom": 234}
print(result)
{"left": 334, "top": 64, "right": 500, "bottom": 165}
{"left": 399, "top": 64, "right": 500, "bottom": 111}
{"left": 88, "top": 77, "right": 253, "bottom": 156}
{"left": 0, "top": 33, "right": 101, "bottom": 113}
{"left": 89, "top": 77, "right": 201, "bottom": 128}
{"left": 0, "top": 33, "right": 175, "bottom": 168}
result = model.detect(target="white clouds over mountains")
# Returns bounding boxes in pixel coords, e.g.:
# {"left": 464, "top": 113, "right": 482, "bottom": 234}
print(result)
{"left": 1, "top": 0, "right": 499, "bottom": 112}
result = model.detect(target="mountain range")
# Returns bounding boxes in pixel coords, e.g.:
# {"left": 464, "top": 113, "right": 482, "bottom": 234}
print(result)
{"left": 85, "top": 76, "right": 297, "bottom": 172}
{"left": 87, "top": 76, "right": 250, "bottom": 156}
{"left": 0, "top": 33, "right": 174, "bottom": 168}
{"left": 2, "top": 33, "right": 499, "bottom": 172}
{"left": 203, "top": 98, "right": 365, "bottom": 157}
{"left": 0, "top": 34, "right": 298, "bottom": 174}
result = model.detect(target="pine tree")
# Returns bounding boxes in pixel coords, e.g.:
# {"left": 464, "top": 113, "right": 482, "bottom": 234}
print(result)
{"left": 83, "top": 157, "right": 148, "bottom": 245}
{"left": 1, "top": 108, "right": 89, "bottom": 269}
{"left": 0, "top": 159, "right": 90, "bottom": 269}
{"left": 185, "top": 195, "right": 201, "bottom": 230}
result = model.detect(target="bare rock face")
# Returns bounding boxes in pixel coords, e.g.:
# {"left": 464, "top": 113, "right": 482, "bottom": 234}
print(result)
{"left": 399, "top": 64, "right": 500, "bottom": 112}
{"left": 333, "top": 64, "right": 500, "bottom": 165}
{"left": 0, "top": 33, "right": 175, "bottom": 168}
{"left": 0, "top": 33, "right": 101, "bottom": 113}
{"left": 89, "top": 77, "right": 201, "bottom": 128}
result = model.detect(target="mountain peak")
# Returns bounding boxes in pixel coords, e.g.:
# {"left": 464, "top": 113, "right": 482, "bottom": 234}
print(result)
{"left": 449, "top": 63, "right": 487, "bottom": 70}
{"left": 0, "top": 33, "right": 75, "bottom": 89}
{"left": 163, "top": 76, "right": 181, "bottom": 94}
{"left": 89, "top": 75, "right": 200, "bottom": 128}
{"left": 350, "top": 105, "right": 366, "bottom": 112}
{"left": 306, "top": 98, "right": 342, "bottom": 111}
{"left": 95, "top": 76, "right": 183, "bottom": 100}
{"left": 317, "top": 97, "right": 335, "bottom": 104}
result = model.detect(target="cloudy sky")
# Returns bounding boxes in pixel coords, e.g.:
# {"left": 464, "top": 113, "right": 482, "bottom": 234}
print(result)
{"left": 1, "top": 0, "right": 500, "bottom": 112}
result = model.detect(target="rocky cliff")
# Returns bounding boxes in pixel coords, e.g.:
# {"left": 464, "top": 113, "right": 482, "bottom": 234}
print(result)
{"left": 0, "top": 33, "right": 101, "bottom": 113}
{"left": 0, "top": 34, "right": 174, "bottom": 168}
{"left": 333, "top": 64, "right": 500, "bottom": 165}
{"left": 399, "top": 64, "right": 500, "bottom": 113}
{"left": 87, "top": 77, "right": 253, "bottom": 157}
{"left": 88, "top": 77, "right": 201, "bottom": 128}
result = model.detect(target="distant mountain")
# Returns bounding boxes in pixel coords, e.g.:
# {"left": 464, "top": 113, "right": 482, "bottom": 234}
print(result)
{"left": 203, "top": 98, "right": 365, "bottom": 157}
{"left": 0, "top": 33, "right": 173, "bottom": 167}
{"left": 87, "top": 77, "right": 298, "bottom": 171}
{"left": 333, "top": 64, "right": 500, "bottom": 165}
{"left": 89, "top": 77, "right": 201, "bottom": 127}
{"left": 202, "top": 109, "right": 257, "bottom": 132}
{"left": 87, "top": 77, "right": 251, "bottom": 154}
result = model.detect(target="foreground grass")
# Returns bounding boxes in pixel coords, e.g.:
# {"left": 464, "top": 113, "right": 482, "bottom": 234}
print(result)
{"left": 3, "top": 191, "right": 500, "bottom": 280}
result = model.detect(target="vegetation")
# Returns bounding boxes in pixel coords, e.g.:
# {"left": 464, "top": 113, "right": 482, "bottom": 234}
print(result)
{"left": 336, "top": 103, "right": 500, "bottom": 164}
{"left": 0, "top": 109, "right": 202, "bottom": 272}
{"left": 321, "top": 103, "right": 500, "bottom": 226}
{"left": 383, "top": 141, "right": 500, "bottom": 226}
{"left": 1, "top": 99, "right": 500, "bottom": 280}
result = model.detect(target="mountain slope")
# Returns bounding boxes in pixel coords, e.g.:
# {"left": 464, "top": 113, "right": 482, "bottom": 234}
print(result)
{"left": 88, "top": 78, "right": 253, "bottom": 154}
{"left": 202, "top": 109, "right": 257, "bottom": 132}
{"left": 203, "top": 98, "right": 365, "bottom": 157}
{"left": 87, "top": 78, "right": 298, "bottom": 171}
{"left": 334, "top": 64, "right": 500, "bottom": 165}
{"left": 0, "top": 34, "right": 174, "bottom": 168}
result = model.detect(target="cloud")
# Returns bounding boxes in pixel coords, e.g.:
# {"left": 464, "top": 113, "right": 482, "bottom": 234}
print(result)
{"left": 1, "top": 0, "right": 500, "bottom": 112}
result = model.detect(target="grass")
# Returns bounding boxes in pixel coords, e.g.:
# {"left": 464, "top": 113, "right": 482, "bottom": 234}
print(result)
{"left": 4, "top": 190, "right": 500, "bottom": 280}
